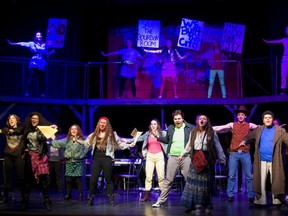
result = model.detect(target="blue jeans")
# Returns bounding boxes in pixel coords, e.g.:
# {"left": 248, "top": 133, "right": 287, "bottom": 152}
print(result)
{"left": 226, "top": 151, "right": 254, "bottom": 198}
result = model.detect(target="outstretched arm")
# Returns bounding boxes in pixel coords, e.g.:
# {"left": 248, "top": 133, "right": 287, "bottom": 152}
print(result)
{"left": 7, "top": 39, "right": 22, "bottom": 46}
{"left": 101, "top": 50, "right": 120, "bottom": 57}
{"left": 213, "top": 122, "right": 233, "bottom": 133}
{"left": 263, "top": 38, "right": 283, "bottom": 44}
{"left": 7, "top": 39, "right": 30, "bottom": 47}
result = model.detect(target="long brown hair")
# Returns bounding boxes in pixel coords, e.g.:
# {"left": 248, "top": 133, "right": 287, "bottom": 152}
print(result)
{"left": 189, "top": 114, "right": 217, "bottom": 163}
{"left": 89, "top": 117, "right": 117, "bottom": 150}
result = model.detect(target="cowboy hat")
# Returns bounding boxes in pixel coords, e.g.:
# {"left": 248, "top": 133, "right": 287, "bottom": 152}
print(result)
{"left": 235, "top": 105, "right": 250, "bottom": 116}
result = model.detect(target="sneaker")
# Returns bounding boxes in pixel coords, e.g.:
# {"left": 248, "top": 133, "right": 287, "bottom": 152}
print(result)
{"left": 152, "top": 201, "right": 163, "bottom": 208}
{"left": 226, "top": 197, "right": 233, "bottom": 203}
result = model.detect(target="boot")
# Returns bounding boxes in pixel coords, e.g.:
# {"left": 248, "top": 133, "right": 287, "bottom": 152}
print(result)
{"left": 140, "top": 191, "right": 150, "bottom": 202}
{"left": 64, "top": 193, "right": 71, "bottom": 200}
{"left": 0, "top": 188, "right": 9, "bottom": 204}
{"left": 20, "top": 194, "right": 30, "bottom": 211}
{"left": 79, "top": 193, "right": 83, "bottom": 201}
{"left": 86, "top": 195, "right": 94, "bottom": 206}
{"left": 43, "top": 198, "right": 52, "bottom": 211}
{"left": 0, "top": 197, "right": 7, "bottom": 204}
{"left": 108, "top": 194, "right": 114, "bottom": 207}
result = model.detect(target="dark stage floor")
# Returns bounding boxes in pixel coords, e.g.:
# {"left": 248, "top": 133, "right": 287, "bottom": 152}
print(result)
{"left": 0, "top": 188, "right": 287, "bottom": 216}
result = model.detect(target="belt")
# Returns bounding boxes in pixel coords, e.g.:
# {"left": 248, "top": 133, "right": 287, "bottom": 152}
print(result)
{"left": 231, "top": 150, "right": 248, "bottom": 153}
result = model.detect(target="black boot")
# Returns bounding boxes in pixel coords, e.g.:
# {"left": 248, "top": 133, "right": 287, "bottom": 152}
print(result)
{"left": 86, "top": 195, "right": 94, "bottom": 206}
{"left": 108, "top": 194, "right": 114, "bottom": 207}
{"left": 0, "top": 188, "right": 9, "bottom": 204}
{"left": 64, "top": 193, "right": 71, "bottom": 200}
{"left": 79, "top": 193, "right": 83, "bottom": 201}
{"left": 20, "top": 194, "right": 30, "bottom": 211}
{"left": 43, "top": 198, "right": 52, "bottom": 211}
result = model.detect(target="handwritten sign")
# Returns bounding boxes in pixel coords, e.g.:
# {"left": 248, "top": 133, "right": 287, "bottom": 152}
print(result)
{"left": 46, "top": 18, "right": 68, "bottom": 48}
{"left": 178, "top": 18, "right": 204, "bottom": 51}
{"left": 221, "top": 22, "right": 246, "bottom": 54}
{"left": 137, "top": 20, "right": 160, "bottom": 48}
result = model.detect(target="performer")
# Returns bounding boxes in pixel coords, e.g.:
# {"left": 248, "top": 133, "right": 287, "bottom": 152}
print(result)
{"left": 101, "top": 38, "right": 143, "bottom": 98}
{"left": 263, "top": 25, "right": 288, "bottom": 95}
{"left": 143, "top": 38, "right": 190, "bottom": 99}
{"left": 7, "top": 31, "right": 55, "bottom": 97}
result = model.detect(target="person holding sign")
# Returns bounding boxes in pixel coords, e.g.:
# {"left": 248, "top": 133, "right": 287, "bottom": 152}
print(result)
{"left": 82, "top": 117, "right": 134, "bottom": 207}
{"left": 101, "top": 38, "right": 144, "bottom": 98}
{"left": 143, "top": 38, "right": 190, "bottom": 99}
{"left": 7, "top": 32, "right": 55, "bottom": 97}
{"left": 21, "top": 111, "right": 60, "bottom": 211}
{"left": 128, "top": 119, "right": 167, "bottom": 202}
{"left": 263, "top": 25, "right": 288, "bottom": 95}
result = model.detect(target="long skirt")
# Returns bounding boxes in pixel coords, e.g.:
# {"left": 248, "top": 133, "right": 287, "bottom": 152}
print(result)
{"left": 180, "top": 163, "right": 214, "bottom": 210}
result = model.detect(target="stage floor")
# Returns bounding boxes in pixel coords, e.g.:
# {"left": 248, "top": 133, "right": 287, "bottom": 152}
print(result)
{"left": 0, "top": 188, "right": 287, "bottom": 216}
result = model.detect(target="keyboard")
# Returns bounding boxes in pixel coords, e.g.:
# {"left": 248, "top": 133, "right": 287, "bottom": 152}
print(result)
{"left": 113, "top": 158, "right": 142, "bottom": 166}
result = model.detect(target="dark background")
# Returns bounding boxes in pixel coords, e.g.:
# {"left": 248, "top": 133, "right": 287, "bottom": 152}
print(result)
{"left": 0, "top": 0, "right": 288, "bottom": 156}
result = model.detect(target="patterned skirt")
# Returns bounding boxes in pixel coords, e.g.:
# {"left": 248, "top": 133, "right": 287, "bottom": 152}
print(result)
{"left": 65, "top": 160, "right": 86, "bottom": 177}
{"left": 180, "top": 163, "right": 214, "bottom": 210}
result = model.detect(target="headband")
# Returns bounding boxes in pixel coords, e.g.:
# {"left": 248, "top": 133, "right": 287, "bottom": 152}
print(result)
{"left": 99, "top": 116, "right": 108, "bottom": 121}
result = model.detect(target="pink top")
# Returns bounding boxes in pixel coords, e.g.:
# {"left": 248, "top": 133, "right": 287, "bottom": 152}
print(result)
{"left": 147, "top": 135, "right": 162, "bottom": 154}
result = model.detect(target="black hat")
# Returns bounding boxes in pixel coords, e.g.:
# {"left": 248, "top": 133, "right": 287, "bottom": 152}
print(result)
{"left": 235, "top": 105, "right": 250, "bottom": 116}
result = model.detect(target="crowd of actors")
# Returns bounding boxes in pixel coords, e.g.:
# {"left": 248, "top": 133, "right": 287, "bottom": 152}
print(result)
{"left": 0, "top": 107, "right": 288, "bottom": 214}
{"left": 8, "top": 31, "right": 231, "bottom": 99}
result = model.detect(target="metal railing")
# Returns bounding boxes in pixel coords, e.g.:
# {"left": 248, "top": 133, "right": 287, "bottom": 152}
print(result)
{"left": 0, "top": 55, "right": 281, "bottom": 99}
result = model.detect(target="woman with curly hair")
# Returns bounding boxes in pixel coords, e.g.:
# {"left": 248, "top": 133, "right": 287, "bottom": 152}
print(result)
{"left": 178, "top": 114, "right": 226, "bottom": 215}
{"left": 51, "top": 124, "right": 89, "bottom": 201}
{"left": 21, "top": 111, "right": 59, "bottom": 211}
{"left": 83, "top": 117, "right": 134, "bottom": 207}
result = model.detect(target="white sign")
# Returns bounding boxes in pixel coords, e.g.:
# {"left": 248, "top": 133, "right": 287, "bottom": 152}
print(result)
{"left": 137, "top": 20, "right": 160, "bottom": 48}
{"left": 178, "top": 18, "right": 204, "bottom": 51}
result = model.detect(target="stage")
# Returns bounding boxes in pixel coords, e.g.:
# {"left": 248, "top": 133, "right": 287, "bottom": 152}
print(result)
{"left": 0, "top": 188, "right": 286, "bottom": 216}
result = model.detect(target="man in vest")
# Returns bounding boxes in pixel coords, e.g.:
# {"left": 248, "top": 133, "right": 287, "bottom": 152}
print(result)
{"left": 213, "top": 105, "right": 258, "bottom": 206}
